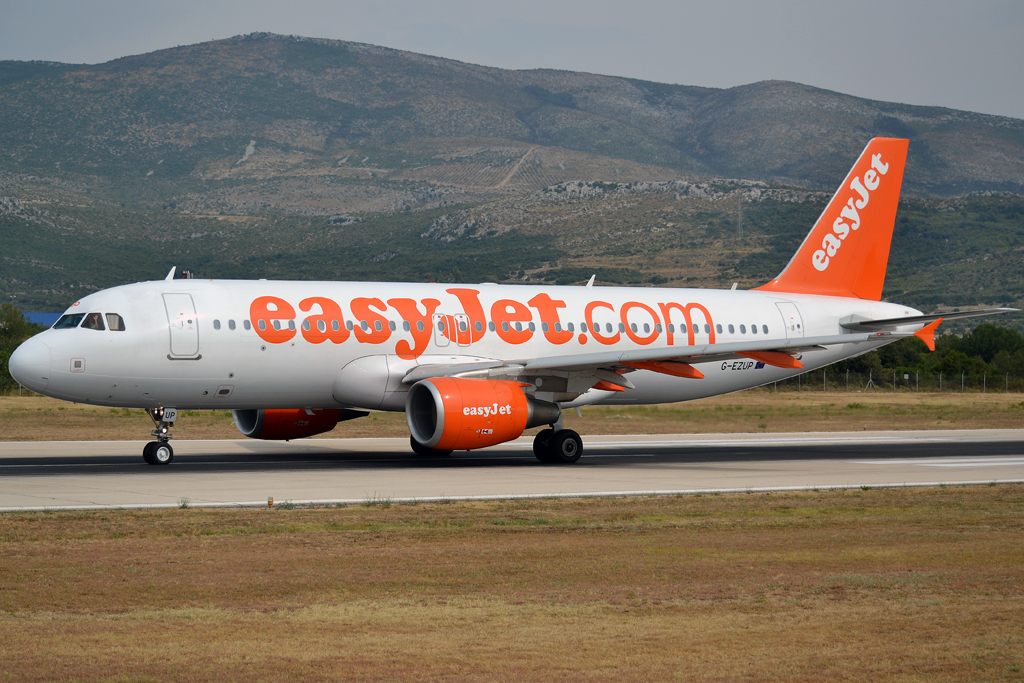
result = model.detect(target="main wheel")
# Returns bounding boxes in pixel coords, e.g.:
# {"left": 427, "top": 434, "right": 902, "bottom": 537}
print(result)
{"left": 409, "top": 436, "right": 453, "bottom": 457}
{"left": 533, "top": 429, "right": 555, "bottom": 463}
{"left": 548, "top": 429, "right": 583, "bottom": 464}
{"left": 144, "top": 441, "right": 173, "bottom": 465}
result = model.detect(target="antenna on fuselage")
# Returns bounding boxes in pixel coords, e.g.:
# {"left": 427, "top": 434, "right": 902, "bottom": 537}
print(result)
{"left": 586, "top": 274, "right": 595, "bottom": 288}
{"left": 164, "top": 266, "right": 176, "bottom": 281}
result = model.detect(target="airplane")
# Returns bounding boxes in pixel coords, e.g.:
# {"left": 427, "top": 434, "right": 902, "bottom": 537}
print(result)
{"left": 8, "top": 137, "right": 1014, "bottom": 466}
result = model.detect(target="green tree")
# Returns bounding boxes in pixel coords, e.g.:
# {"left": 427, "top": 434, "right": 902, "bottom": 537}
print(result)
{"left": 0, "top": 304, "right": 45, "bottom": 394}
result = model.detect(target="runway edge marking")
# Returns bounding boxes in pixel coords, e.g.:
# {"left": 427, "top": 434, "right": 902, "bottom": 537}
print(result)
{"left": 2, "top": 479, "right": 1022, "bottom": 512}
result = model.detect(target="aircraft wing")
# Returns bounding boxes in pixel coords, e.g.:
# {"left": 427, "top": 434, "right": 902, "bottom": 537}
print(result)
{"left": 403, "top": 331, "right": 902, "bottom": 388}
{"left": 839, "top": 307, "right": 1016, "bottom": 331}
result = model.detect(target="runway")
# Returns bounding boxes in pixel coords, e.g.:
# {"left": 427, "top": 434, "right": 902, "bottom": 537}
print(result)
{"left": 1, "top": 430, "right": 1023, "bottom": 510}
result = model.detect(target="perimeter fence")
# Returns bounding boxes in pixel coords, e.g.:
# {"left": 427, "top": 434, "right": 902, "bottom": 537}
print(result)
{"left": 770, "top": 370, "right": 1024, "bottom": 393}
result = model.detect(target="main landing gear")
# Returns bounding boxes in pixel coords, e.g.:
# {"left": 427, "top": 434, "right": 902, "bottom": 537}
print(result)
{"left": 143, "top": 407, "right": 176, "bottom": 465}
{"left": 533, "top": 427, "right": 583, "bottom": 464}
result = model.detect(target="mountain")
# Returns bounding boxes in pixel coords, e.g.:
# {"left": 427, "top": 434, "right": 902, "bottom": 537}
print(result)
{"left": 1, "top": 33, "right": 1023, "bottom": 319}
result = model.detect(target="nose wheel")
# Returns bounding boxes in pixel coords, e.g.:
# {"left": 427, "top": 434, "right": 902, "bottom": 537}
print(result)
{"left": 143, "top": 407, "right": 177, "bottom": 466}
{"left": 143, "top": 441, "right": 174, "bottom": 465}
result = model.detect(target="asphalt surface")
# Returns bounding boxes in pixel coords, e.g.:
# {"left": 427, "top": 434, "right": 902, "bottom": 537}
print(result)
{"left": 1, "top": 430, "right": 1023, "bottom": 510}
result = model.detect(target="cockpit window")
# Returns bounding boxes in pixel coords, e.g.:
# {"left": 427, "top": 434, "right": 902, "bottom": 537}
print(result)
{"left": 81, "top": 312, "right": 105, "bottom": 331}
{"left": 53, "top": 313, "right": 85, "bottom": 329}
{"left": 105, "top": 313, "right": 126, "bottom": 331}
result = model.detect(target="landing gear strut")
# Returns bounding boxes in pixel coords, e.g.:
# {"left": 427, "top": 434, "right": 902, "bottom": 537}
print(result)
{"left": 143, "top": 407, "right": 176, "bottom": 465}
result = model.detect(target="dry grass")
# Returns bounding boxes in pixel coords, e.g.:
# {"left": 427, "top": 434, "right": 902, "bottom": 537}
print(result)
{"left": 2, "top": 390, "right": 1024, "bottom": 441}
{"left": 1, "top": 487, "right": 1022, "bottom": 681}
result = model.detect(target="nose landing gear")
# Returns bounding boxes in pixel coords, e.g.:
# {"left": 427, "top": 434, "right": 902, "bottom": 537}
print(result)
{"left": 143, "top": 407, "right": 177, "bottom": 465}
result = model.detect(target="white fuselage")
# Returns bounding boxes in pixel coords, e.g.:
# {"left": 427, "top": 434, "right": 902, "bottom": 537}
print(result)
{"left": 12, "top": 279, "right": 920, "bottom": 412}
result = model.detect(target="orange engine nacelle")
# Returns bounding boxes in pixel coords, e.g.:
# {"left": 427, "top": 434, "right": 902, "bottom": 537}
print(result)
{"left": 406, "top": 377, "right": 560, "bottom": 451}
{"left": 232, "top": 408, "right": 344, "bottom": 440}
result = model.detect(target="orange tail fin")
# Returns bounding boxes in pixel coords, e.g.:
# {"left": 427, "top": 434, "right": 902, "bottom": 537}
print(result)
{"left": 756, "top": 137, "right": 909, "bottom": 300}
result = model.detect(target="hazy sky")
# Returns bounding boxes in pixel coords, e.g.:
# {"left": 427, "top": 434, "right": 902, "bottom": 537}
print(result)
{"left": 2, "top": 0, "right": 1022, "bottom": 119}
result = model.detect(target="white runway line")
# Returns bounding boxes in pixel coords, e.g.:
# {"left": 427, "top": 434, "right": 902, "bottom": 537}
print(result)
{"left": 852, "top": 457, "right": 1024, "bottom": 468}
{"left": 2, "top": 480, "right": 1022, "bottom": 513}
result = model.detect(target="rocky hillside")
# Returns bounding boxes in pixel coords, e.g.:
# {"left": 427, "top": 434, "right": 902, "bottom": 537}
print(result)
{"left": 1, "top": 32, "right": 1023, "bottom": 215}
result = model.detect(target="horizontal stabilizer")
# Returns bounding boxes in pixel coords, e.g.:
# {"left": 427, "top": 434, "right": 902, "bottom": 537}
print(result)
{"left": 840, "top": 308, "right": 1017, "bottom": 331}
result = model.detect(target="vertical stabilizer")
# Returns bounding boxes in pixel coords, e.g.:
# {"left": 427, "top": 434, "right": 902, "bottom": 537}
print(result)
{"left": 756, "top": 137, "right": 909, "bottom": 300}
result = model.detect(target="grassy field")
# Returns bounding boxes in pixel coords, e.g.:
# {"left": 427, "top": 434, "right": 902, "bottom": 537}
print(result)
{"left": 0, "top": 487, "right": 1021, "bottom": 681}
{"left": 2, "top": 390, "right": 1024, "bottom": 441}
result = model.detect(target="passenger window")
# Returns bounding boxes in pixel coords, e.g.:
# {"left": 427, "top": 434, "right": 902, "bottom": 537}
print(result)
{"left": 459, "top": 320, "right": 467, "bottom": 332}
{"left": 751, "top": 324, "right": 757, "bottom": 334}
{"left": 288, "top": 320, "right": 296, "bottom": 331}
{"left": 543, "top": 322, "right": 550, "bottom": 332}
{"left": 228, "top": 320, "right": 236, "bottom": 330}
{"left": 81, "top": 312, "right": 105, "bottom": 331}
{"left": 716, "top": 324, "right": 723, "bottom": 334}
{"left": 105, "top": 313, "right": 126, "bottom": 331}
{"left": 475, "top": 321, "right": 483, "bottom": 332}
{"left": 654, "top": 324, "right": 661, "bottom": 333}
{"left": 668, "top": 324, "right": 675, "bottom": 333}
{"left": 515, "top": 322, "right": 523, "bottom": 332}
{"left": 528, "top": 322, "right": 535, "bottom": 332}
{"left": 318, "top": 320, "right": 327, "bottom": 333}
{"left": 346, "top": 320, "right": 354, "bottom": 331}
{"left": 567, "top": 322, "right": 574, "bottom": 333}
{"left": 53, "top": 314, "right": 85, "bottom": 329}
{"left": 618, "top": 323, "right": 625, "bottom": 333}
{"left": 581, "top": 323, "right": 588, "bottom": 333}
{"left": 214, "top": 319, "right": 221, "bottom": 330}
{"left": 740, "top": 325, "right": 746, "bottom": 334}
{"left": 332, "top": 320, "right": 340, "bottom": 331}
{"left": 762, "top": 325, "right": 768, "bottom": 334}
{"left": 704, "top": 324, "right": 711, "bottom": 333}
{"left": 489, "top": 321, "right": 496, "bottom": 332}
{"left": 362, "top": 321, "right": 370, "bottom": 331}
{"left": 258, "top": 320, "right": 266, "bottom": 331}
{"left": 631, "top": 323, "right": 638, "bottom": 333}
{"left": 301, "top": 320, "right": 310, "bottom": 331}
{"left": 417, "top": 321, "right": 425, "bottom": 332}
{"left": 244, "top": 320, "right": 252, "bottom": 330}
{"left": 692, "top": 323, "right": 698, "bottom": 334}
{"left": 728, "top": 324, "right": 735, "bottom": 334}
{"left": 606, "top": 323, "right": 614, "bottom": 334}
{"left": 403, "top": 321, "right": 411, "bottom": 332}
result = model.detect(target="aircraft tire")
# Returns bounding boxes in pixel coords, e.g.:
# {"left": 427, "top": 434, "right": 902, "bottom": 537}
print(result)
{"left": 409, "top": 436, "right": 453, "bottom": 458}
{"left": 548, "top": 429, "right": 583, "bottom": 464}
{"left": 152, "top": 442, "right": 174, "bottom": 465}
{"left": 142, "top": 442, "right": 157, "bottom": 465}
{"left": 533, "top": 429, "right": 556, "bottom": 462}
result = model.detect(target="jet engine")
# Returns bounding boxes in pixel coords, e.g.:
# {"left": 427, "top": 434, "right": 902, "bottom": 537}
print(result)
{"left": 232, "top": 408, "right": 362, "bottom": 440}
{"left": 406, "top": 377, "right": 561, "bottom": 451}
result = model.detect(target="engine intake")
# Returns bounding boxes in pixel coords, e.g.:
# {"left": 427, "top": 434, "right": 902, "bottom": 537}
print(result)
{"left": 232, "top": 408, "right": 366, "bottom": 440}
{"left": 407, "top": 377, "right": 561, "bottom": 451}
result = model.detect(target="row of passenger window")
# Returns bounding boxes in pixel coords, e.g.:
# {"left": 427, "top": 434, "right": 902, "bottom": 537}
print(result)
{"left": 208, "top": 317, "right": 770, "bottom": 337}
{"left": 53, "top": 312, "right": 126, "bottom": 331}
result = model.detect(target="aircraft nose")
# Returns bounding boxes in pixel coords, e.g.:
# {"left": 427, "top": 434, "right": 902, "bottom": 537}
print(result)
{"left": 8, "top": 336, "right": 51, "bottom": 392}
